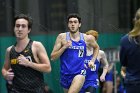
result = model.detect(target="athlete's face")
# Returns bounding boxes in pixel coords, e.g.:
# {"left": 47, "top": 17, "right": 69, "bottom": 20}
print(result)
{"left": 68, "top": 17, "right": 81, "bottom": 33}
{"left": 14, "top": 18, "right": 30, "bottom": 39}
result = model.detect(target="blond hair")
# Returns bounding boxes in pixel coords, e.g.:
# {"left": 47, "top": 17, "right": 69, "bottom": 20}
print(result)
{"left": 85, "top": 30, "right": 98, "bottom": 40}
{"left": 129, "top": 8, "right": 140, "bottom": 37}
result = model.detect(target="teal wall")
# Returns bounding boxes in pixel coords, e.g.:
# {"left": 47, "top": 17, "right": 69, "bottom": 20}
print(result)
{"left": 98, "top": 33, "right": 124, "bottom": 49}
{"left": 0, "top": 33, "right": 124, "bottom": 93}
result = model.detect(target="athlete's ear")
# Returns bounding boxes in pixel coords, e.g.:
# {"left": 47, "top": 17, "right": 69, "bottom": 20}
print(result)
{"left": 79, "top": 23, "right": 81, "bottom": 28}
{"left": 28, "top": 28, "right": 31, "bottom": 33}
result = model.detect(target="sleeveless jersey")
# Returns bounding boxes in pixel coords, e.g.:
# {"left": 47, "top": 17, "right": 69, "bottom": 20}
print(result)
{"left": 60, "top": 32, "right": 86, "bottom": 75}
{"left": 84, "top": 55, "right": 100, "bottom": 81}
{"left": 10, "top": 40, "right": 44, "bottom": 92}
{"left": 80, "top": 55, "right": 100, "bottom": 92}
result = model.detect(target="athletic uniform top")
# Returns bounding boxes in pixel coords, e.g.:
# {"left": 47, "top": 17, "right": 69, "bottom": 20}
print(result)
{"left": 79, "top": 55, "right": 100, "bottom": 92}
{"left": 84, "top": 55, "right": 100, "bottom": 81}
{"left": 10, "top": 40, "right": 44, "bottom": 92}
{"left": 60, "top": 32, "right": 86, "bottom": 75}
{"left": 120, "top": 34, "right": 140, "bottom": 83}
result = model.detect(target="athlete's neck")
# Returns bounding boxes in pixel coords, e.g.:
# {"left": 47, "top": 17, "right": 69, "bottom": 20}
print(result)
{"left": 16, "top": 38, "right": 30, "bottom": 52}
{"left": 70, "top": 31, "right": 80, "bottom": 41}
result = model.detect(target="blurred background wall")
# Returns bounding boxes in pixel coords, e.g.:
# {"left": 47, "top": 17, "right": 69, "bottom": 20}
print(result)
{"left": 0, "top": 0, "right": 140, "bottom": 93}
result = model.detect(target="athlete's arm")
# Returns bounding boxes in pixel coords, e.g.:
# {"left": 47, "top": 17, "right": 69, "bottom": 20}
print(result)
{"left": 51, "top": 33, "right": 71, "bottom": 61}
{"left": 18, "top": 42, "right": 51, "bottom": 73}
{"left": 1, "top": 46, "right": 14, "bottom": 81}
{"left": 108, "top": 62, "right": 114, "bottom": 73}
{"left": 87, "top": 35, "right": 99, "bottom": 68}
{"left": 100, "top": 50, "right": 109, "bottom": 82}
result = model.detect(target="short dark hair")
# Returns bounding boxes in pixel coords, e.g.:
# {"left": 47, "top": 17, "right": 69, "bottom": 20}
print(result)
{"left": 67, "top": 13, "right": 81, "bottom": 23}
{"left": 14, "top": 14, "right": 33, "bottom": 29}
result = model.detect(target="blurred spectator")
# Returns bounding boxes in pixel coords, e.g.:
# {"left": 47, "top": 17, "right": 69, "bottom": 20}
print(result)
{"left": 44, "top": 83, "right": 53, "bottom": 93}
{"left": 120, "top": 8, "right": 140, "bottom": 93}
{"left": 116, "top": 75, "right": 126, "bottom": 93}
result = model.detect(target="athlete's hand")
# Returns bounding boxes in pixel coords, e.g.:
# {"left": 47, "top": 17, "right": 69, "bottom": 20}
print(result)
{"left": 100, "top": 74, "right": 105, "bottom": 82}
{"left": 5, "top": 68, "right": 14, "bottom": 81}
{"left": 88, "top": 61, "right": 94, "bottom": 68}
{"left": 18, "top": 54, "right": 31, "bottom": 67}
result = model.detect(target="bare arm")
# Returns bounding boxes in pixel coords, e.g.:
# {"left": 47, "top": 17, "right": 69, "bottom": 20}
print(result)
{"left": 1, "top": 46, "right": 14, "bottom": 81}
{"left": 87, "top": 35, "right": 99, "bottom": 68}
{"left": 100, "top": 50, "right": 109, "bottom": 82}
{"left": 18, "top": 42, "right": 51, "bottom": 73}
{"left": 51, "top": 33, "right": 71, "bottom": 61}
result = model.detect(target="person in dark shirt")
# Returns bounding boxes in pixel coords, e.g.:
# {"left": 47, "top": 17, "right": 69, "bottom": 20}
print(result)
{"left": 120, "top": 8, "right": 140, "bottom": 93}
{"left": 1, "top": 14, "right": 51, "bottom": 93}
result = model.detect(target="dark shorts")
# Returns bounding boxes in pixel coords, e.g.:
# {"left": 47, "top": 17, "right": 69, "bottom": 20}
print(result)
{"left": 105, "top": 71, "right": 113, "bottom": 81}
{"left": 60, "top": 74, "right": 75, "bottom": 89}
{"left": 80, "top": 80, "right": 99, "bottom": 93}
{"left": 60, "top": 70, "right": 86, "bottom": 89}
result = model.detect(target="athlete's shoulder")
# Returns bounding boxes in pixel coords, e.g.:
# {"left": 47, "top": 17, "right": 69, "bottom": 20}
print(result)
{"left": 58, "top": 32, "right": 66, "bottom": 37}
{"left": 57, "top": 33, "right": 66, "bottom": 39}
{"left": 6, "top": 45, "right": 13, "bottom": 53}
{"left": 99, "top": 50, "right": 105, "bottom": 54}
{"left": 99, "top": 50, "right": 106, "bottom": 58}
{"left": 84, "top": 34, "right": 95, "bottom": 41}
{"left": 32, "top": 41, "right": 44, "bottom": 47}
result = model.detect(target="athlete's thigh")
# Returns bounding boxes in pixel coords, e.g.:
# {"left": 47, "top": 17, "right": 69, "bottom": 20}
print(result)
{"left": 68, "top": 75, "right": 85, "bottom": 93}
{"left": 105, "top": 81, "right": 113, "bottom": 93}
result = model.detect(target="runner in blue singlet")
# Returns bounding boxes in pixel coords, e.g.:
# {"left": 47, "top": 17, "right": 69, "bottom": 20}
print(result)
{"left": 80, "top": 30, "right": 108, "bottom": 93}
{"left": 51, "top": 14, "right": 99, "bottom": 93}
